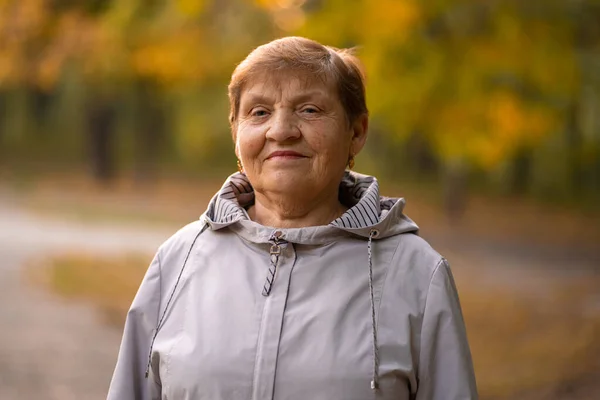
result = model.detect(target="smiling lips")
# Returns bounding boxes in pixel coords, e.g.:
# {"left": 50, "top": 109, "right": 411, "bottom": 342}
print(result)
{"left": 266, "top": 150, "right": 307, "bottom": 160}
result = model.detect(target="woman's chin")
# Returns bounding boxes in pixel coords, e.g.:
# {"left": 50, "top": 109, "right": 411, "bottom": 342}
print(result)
{"left": 260, "top": 170, "right": 316, "bottom": 192}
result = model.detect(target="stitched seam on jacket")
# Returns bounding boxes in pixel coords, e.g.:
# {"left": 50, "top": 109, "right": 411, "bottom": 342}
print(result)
{"left": 376, "top": 238, "right": 441, "bottom": 391}
{"left": 422, "top": 258, "right": 445, "bottom": 314}
{"left": 415, "top": 257, "right": 445, "bottom": 385}
{"left": 155, "top": 250, "right": 163, "bottom": 388}
{"left": 157, "top": 250, "right": 163, "bottom": 323}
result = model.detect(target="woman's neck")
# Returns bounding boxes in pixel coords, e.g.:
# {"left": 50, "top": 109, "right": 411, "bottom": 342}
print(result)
{"left": 247, "top": 190, "right": 347, "bottom": 229}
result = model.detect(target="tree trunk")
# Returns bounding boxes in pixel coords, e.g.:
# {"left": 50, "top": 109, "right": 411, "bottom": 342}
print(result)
{"left": 566, "top": 101, "right": 583, "bottom": 195}
{"left": 86, "top": 96, "right": 117, "bottom": 183}
{"left": 133, "top": 80, "right": 164, "bottom": 185}
{"left": 406, "top": 130, "right": 438, "bottom": 177}
{"left": 442, "top": 160, "right": 468, "bottom": 223}
{"left": 510, "top": 148, "right": 532, "bottom": 196}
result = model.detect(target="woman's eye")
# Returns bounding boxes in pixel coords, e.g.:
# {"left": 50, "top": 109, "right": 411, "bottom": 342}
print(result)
{"left": 301, "top": 107, "right": 319, "bottom": 114}
{"left": 251, "top": 108, "right": 268, "bottom": 117}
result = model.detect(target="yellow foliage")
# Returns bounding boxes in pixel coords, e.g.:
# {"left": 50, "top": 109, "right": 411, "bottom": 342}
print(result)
{"left": 488, "top": 92, "right": 523, "bottom": 142}
{"left": 297, "top": 0, "right": 574, "bottom": 170}
{"left": 176, "top": 0, "right": 207, "bottom": 16}
{"left": 36, "top": 52, "right": 62, "bottom": 91}
{"left": 0, "top": 0, "right": 590, "bottom": 173}
{"left": 273, "top": 6, "right": 306, "bottom": 31}
{"left": 253, "top": 0, "right": 306, "bottom": 11}
{"left": 0, "top": 48, "right": 18, "bottom": 84}
{"left": 131, "top": 26, "right": 208, "bottom": 85}
{"left": 362, "top": 0, "right": 420, "bottom": 43}
{"left": 0, "top": 0, "right": 51, "bottom": 84}
{"left": 253, "top": 0, "right": 279, "bottom": 11}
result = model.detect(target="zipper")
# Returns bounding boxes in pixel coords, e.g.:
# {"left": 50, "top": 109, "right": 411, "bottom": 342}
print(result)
{"left": 262, "top": 231, "right": 285, "bottom": 296}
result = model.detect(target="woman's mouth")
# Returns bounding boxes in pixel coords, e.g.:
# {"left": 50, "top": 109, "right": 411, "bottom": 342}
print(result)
{"left": 266, "top": 151, "right": 306, "bottom": 160}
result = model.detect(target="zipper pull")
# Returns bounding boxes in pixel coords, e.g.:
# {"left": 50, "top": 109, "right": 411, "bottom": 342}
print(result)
{"left": 263, "top": 231, "right": 284, "bottom": 296}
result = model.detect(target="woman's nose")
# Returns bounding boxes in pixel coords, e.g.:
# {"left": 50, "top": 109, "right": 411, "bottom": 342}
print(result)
{"left": 265, "top": 109, "right": 301, "bottom": 142}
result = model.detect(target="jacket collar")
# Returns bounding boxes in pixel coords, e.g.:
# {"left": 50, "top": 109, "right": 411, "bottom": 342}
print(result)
{"left": 201, "top": 171, "right": 418, "bottom": 243}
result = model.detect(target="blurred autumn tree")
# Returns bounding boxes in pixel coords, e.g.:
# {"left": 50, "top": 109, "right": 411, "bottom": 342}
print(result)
{"left": 0, "top": 0, "right": 599, "bottom": 209}
{"left": 296, "top": 0, "right": 600, "bottom": 214}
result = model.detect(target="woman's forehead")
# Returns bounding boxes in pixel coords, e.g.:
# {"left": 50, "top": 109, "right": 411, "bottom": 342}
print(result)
{"left": 241, "top": 69, "right": 335, "bottom": 99}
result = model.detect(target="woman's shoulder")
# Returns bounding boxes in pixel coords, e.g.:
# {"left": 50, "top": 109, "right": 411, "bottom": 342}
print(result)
{"left": 383, "top": 232, "right": 447, "bottom": 292}
{"left": 154, "top": 219, "right": 209, "bottom": 272}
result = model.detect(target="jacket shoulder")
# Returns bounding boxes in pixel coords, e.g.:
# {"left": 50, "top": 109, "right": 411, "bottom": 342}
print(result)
{"left": 156, "top": 219, "right": 208, "bottom": 278}
{"left": 159, "top": 219, "right": 207, "bottom": 252}
{"left": 380, "top": 232, "right": 446, "bottom": 307}
{"left": 392, "top": 233, "right": 444, "bottom": 275}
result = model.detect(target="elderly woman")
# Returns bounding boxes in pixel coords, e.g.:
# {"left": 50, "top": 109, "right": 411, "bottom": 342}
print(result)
{"left": 107, "top": 37, "right": 477, "bottom": 400}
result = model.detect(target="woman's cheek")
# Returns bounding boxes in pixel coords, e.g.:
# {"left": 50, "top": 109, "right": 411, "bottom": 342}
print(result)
{"left": 238, "top": 129, "right": 265, "bottom": 160}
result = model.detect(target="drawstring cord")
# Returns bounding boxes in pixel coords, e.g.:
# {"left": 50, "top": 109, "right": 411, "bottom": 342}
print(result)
{"left": 368, "top": 229, "right": 380, "bottom": 391}
{"left": 145, "top": 223, "right": 209, "bottom": 379}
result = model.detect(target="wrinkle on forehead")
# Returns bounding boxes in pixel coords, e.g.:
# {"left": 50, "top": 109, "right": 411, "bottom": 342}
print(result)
{"left": 242, "top": 69, "right": 335, "bottom": 99}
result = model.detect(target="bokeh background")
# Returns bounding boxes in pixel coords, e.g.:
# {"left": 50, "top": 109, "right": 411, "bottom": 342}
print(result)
{"left": 0, "top": 0, "right": 599, "bottom": 399}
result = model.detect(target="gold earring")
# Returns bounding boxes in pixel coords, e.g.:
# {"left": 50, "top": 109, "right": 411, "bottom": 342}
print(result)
{"left": 347, "top": 154, "right": 355, "bottom": 170}
{"left": 237, "top": 159, "right": 244, "bottom": 173}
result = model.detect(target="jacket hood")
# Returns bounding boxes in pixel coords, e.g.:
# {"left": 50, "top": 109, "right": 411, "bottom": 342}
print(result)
{"left": 200, "top": 171, "right": 419, "bottom": 244}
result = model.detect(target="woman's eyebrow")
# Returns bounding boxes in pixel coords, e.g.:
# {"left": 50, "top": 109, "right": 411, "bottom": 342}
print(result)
{"left": 241, "top": 93, "right": 274, "bottom": 106}
{"left": 241, "top": 90, "right": 329, "bottom": 107}
{"left": 290, "top": 90, "right": 329, "bottom": 103}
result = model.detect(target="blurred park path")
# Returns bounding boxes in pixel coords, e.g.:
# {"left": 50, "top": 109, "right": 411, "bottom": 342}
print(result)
{"left": 0, "top": 194, "right": 171, "bottom": 400}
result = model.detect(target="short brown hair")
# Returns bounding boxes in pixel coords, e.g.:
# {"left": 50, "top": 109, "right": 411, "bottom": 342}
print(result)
{"left": 228, "top": 36, "right": 368, "bottom": 136}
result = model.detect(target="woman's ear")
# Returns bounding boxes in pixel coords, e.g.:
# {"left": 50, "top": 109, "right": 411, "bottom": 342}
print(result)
{"left": 350, "top": 114, "right": 369, "bottom": 155}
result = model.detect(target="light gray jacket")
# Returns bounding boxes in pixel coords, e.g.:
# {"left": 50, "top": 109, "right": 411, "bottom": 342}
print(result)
{"left": 107, "top": 172, "right": 477, "bottom": 400}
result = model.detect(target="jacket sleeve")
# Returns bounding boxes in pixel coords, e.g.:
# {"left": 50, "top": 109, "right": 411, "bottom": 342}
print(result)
{"left": 416, "top": 259, "right": 478, "bottom": 399}
{"left": 107, "top": 252, "right": 162, "bottom": 400}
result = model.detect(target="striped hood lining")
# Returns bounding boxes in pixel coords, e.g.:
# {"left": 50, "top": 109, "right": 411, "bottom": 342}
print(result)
{"left": 205, "top": 171, "right": 399, "bottom": 229}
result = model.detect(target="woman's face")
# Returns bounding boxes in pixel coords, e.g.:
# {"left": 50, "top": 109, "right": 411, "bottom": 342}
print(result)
{"left": 235, "top": 71, "right": 367, "bottom": 201}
